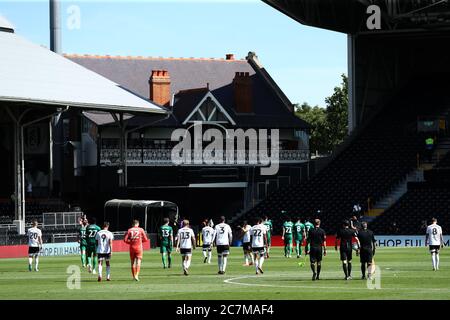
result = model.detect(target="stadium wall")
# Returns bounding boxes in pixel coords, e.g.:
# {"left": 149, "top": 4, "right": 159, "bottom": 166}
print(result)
{"left": 0, "top": 240, "right": 151, "bottom": 259}
{"left": 1, "top": 235, "right": 448, "bottom": 258}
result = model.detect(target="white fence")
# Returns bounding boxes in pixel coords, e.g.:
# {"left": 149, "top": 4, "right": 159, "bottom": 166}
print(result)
{"left": 100, "top": 148, "right": 310, "bottom": 166}
{"left": 43, "top": 212, "right": 82, "bottom": 229}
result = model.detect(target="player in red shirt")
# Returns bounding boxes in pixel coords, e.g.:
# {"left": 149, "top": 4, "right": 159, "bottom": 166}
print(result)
{"left": 124, "top": 220, "right": 149, "bottom": 281}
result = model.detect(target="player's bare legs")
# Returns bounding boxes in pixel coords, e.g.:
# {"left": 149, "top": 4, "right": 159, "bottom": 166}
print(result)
{"left": 134, "top": 258, "right": 142, "bottom": 280}
{"left": 254, "top": 251, "right": 264, "bottom": 274}
{"left": 28, "top": 254, "right": 39, "bottom": 272}
{"left": 34, "top": 253, "right": 39, "bottom": 271}
{"left": 436, "top": 250, "right": 440, "bottom": 270}
{"left": 98, "top": 258, "right": 103, "bottom": 281}
{"left": 182, "top": 254, "right": 191, "bottom": 275}
{"left": 244, "top": 249, "right": 253, "bottom": 266}
{"left": 202, "top": 248, "right": 208, "bottom": 263}
{"left": 186, "top": 255, "right": 192, "bottom": 273}
{"left": 28, "top": 255, "right": 33, "bottom": 272}
{"left": 130, "top": 260, "right": 135, "bottom": 279}
{"left": 430, "top": 247, "right": 441, "bottom": 271}
{"left": 106, "top": 259, "right": 111, "bottom": 281}
{"left": 222, "top": 254, "right": 228, "bottom": 274}
{"left": 217, "top": 254, "right": 222, "bottom": 274}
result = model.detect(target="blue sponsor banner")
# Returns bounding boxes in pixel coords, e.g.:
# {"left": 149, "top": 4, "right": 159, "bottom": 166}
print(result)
{"left": 376, "top": 235, "right": 450, "bottom": 247}
{"left": 40, "top": 242, "right": 80, "bottom": 257}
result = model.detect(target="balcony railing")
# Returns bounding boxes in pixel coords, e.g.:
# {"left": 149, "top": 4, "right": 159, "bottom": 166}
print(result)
{"left": 99, "top": 148, "right": 309, "bottom": 166}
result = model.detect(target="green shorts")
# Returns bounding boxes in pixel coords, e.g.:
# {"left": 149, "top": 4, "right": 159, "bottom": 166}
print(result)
{"left": 284, "top": 236, "right": 293, "bottom": 245}
{"left": 294, "top": 236, "right": 303, "bottom": 243}
{"left": 86, "top": 245, "right": 97, "bottom": 256}
{"left": 160, "top": 243, "right": 172, "bottom": 254}
{"left": 80, "top": 243, "right": 87, "bottom": 251}
{"left": 267, "top": 234, "right": 272, "bottom": 246}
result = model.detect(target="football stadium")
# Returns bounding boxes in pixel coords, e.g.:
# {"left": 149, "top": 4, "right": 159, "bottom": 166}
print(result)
{"left": 1, "top": 0, "right": 450, "bottom": 302}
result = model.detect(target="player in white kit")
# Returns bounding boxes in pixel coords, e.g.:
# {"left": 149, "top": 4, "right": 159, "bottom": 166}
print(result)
{"left": 214, "top": 216, "right": 233, "bottom": 275}
{"left": 251, "top": 218, "right": 267, "bottom": 275}
{"left": 202, "top": 220, "right": 215, "bottom": 264}
{"left": 176, "top": 220, "right": 196, "bottom": 275}
{"left": 27, "top": 220, "right": 43, "bottom": 272}
{"left": 95, "top": 222, "right": 114, "bottom": 282}
{"left": 239, "top": 221, "right": 254, "bottom": 266}
{"left": 425, "top": 218, "right": 444, "bottom": 271}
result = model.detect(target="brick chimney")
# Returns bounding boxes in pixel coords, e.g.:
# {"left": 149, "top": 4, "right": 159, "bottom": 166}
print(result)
{"left": 233, "top": 72, "right": 252, "bottom": 113}
{"left": 149, "top": 70, "right": 171, "bottom": 107}
{"left": 226, "top": 54, "right": 235, "bottom": 61}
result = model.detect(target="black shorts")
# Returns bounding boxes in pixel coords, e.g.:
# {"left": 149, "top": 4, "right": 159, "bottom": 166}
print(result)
{"left": 340, "top": 247, "right": 353, "bottom": 261}
{"left": 28, "top": 247, "right": 40, "bottom": 255}
{"left": 252, "top": 247, "right": 265, "bottom": 255}
{"left": 98, "top": 253, "right": 111, "bottom": 260}
{"left": 429, "top": 245, "right": 441, "bottom": 253}
{"left": 217, "top": 245, "right": 230, "bottom": 255}
{"left": 202, "top": 244, "right": 212, "bottom": 251}
{"left": 242, "top": 242, "right": 251, "bottom": 252}
{"left": 309, "top": 246, "right": 323, "bottom": 263}
{"left": 359, "top": 248, "right": 373, "bottom": 263}
{"left": 180, "top": 248, "right": 192, "bottom": 255}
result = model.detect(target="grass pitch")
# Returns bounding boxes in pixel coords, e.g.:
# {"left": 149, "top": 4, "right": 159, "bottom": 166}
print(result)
{"left": 0, "top": 247, "right": 448, "bottom": 300}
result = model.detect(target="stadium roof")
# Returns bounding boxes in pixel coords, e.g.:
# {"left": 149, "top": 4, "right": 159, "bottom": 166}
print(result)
{"left": 262, "top": 0, "right": 450, "bottom": 34}
{"left": 0, "top": 19, "right": 167, "bottom": 116}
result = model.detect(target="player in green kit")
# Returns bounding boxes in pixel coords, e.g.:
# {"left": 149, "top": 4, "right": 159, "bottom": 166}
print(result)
{"left": 159, "top": 217, "right": 174, "bottom": 269}
{"left": 282, "top": 217, "right": 294, "bottom": 258}
{"left": 294, "top": 218, "right": 306, "bottom": 258}
{"left": 78, "top": 215, "right": 88, "bottom": 268}
{"left": 86, "top": 217, "right": 101, "bottom": 274}
{"left": 263, "top": 215, "right": 273, "bottom": 258}
{"left": 304, "top": 217, "right": 315, "bottom": 254}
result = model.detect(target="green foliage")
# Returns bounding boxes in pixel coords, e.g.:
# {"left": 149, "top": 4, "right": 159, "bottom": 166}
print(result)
{"left": 325, "top": 74, "right": 349, "bottom": 150}
{"left": 295, "top": 74, "right": 348, "bottom": 155}
{"left": 295, "top": 102, "right": 328, "bottom": 154}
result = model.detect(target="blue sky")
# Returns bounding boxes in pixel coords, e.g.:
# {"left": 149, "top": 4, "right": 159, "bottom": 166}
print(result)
{"left": 0, "top": 0, "right": 347, "bottom": 107}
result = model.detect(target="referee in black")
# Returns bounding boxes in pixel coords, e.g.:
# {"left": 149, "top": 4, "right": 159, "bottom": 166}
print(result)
{"left": 357, "top": 221, "right": 376, "bottom": 280}
{"left": 335, "top": 220, "right": 360, "bottom": 280}
{"left": 306, "top": 219, "right": 327, "bottom": 281}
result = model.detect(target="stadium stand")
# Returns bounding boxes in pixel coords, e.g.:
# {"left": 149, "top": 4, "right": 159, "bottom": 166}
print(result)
{"left": 370, "top": 186, "right": 450, "bottom": 235}
{"left": 236, "top": 75, "right": 450, "bottom": 234}
{"left": 436, "top": 152, "right": 450, "bottom": 168}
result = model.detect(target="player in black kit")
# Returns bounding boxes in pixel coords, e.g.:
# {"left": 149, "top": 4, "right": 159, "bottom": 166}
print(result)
{"left": 335, "top": 220, "right": 360, "bottom": 280}
{"left": 356, "top": 221, "right": 376, "bottom": 280}
{"left": 306, "top": 219, "right": 327, "bottom": 281}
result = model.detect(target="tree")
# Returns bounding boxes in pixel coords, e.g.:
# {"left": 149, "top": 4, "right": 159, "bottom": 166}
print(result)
{"left": 295, "top": 102, "right": 328, "bottom": 155}
{"left": 295, "top": 74, "right": 348, "bottom": 155}
{"left": 324, "top": 74, "right": 348, "bottom": 150}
